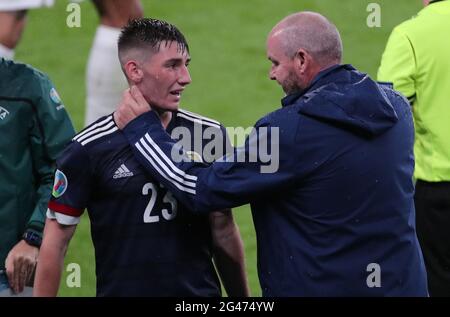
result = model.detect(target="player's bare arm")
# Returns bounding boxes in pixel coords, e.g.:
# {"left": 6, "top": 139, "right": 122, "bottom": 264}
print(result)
{"left": 210, "top": 211, "right": 250, "bottom": 297}
{"left": 33, "top": 219, "right": 76, "bottom": 297}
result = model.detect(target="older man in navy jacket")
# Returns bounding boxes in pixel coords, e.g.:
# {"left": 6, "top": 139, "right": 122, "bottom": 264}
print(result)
{"left": 115, "top": 12, "right": 428, "bottom": 296}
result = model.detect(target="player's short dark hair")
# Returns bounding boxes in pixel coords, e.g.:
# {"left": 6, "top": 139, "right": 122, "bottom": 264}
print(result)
{"left": 118, "top": 18, "right": 189, "bottom": 60}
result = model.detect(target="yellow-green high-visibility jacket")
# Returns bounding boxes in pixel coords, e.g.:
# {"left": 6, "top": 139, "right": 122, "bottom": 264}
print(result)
{"left": 378, "top": 0, "right": 450, "bottom": 181}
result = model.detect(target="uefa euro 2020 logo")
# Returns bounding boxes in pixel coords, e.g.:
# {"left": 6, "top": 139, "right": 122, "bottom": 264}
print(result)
{"left": 52, "top": 169, "right": 68, "bottom": 198}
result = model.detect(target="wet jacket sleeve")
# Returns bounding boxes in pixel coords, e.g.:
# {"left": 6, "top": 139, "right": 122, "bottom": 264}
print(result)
{"left": 123, "top": 111, "right": 300, "bottom": 214}
{"left": 27, "top": 75, "right": 75, "bottom": 234}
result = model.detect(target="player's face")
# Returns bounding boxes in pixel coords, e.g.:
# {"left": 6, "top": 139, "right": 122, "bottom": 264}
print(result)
{"left": 138, "top": 41, "right": 191, "bottom": 111}
{"left": 266, "top": 33, "right": 303, "bottom": 95}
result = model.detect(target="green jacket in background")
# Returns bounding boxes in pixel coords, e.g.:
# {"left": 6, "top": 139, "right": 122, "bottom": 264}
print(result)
{"left": 0, "top": 58, "right": 75, "bottom": 268}
{"left": 378, "top": 0, "right": 450, "bottom": 181}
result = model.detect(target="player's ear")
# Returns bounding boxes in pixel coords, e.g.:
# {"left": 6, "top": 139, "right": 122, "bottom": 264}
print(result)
{"left": 124, "top": 60, "right": 143, "bottom": 84}
{"left": 294, "top": 48, "right": 311, "bottom": 75}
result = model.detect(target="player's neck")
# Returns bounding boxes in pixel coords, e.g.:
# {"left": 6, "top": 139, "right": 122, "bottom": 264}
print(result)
{"left": 156, "top": 109, "right": 172, "bottom": 130}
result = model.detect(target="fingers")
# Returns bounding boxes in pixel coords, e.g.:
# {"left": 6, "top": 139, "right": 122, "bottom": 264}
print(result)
{"left": 15, "top": 259, "right": 26, "bottom": 293}
{"left": 113, "top": 112, "right": 124, "bottom": 130}
{"left": 7, "top": 257, "right": 30, "bottom": 294}
{"left": 130, "top": 85, "right": 150, "bottom": 111}
{"left": 5, "top": 254, "right": 16, "bottom": 293}
{"left": 27, "top": 264, "right": 36, "bottom": 287}
{"left": 5, "top": 242, "right": 38, "bottom": 294}
{"left": 6, "top": 256, "right": 23, "bottom": 294}
{"left": 114, "top": 89, "right": 133, "bottom": 129}
{"left": 15, "top": 257, "right": 37, "bottom": 293}
{"left": 115, "top": 86, "right": 151, "bottom": 130}
{"left": 123, "top": 88, "right": 140, "bottom": 114}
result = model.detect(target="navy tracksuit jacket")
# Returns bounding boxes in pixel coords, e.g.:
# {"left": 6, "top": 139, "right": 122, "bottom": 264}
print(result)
{"left": 123, "top": 64, "right": 428, "bottom": 296}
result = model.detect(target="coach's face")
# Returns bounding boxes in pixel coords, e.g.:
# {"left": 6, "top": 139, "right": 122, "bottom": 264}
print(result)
{"left": 138, "top": 41, "right": 191, "bottom": 111}
{"left": 267, "top": 32, "right": 302, "bottom": 95}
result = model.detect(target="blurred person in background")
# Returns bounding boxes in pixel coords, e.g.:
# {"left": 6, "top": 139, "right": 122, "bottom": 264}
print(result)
{"left": 0, "top": 57, "right": 75, "bottom": 297}
{"left": 0, "top": 0, "right": 54, "bottom": 60}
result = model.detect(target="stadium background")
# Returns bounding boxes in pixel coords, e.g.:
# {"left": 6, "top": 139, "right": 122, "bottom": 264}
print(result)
{"left": 17, "top": 0, "right": 422, "bottom": 296}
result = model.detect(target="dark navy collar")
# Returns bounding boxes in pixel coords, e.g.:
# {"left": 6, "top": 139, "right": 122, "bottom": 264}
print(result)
{"left": 281, "top": 91, "right": 304, "bottom": 108}
{"left": 281, "top": 64, "right": 353, "bottom": 107}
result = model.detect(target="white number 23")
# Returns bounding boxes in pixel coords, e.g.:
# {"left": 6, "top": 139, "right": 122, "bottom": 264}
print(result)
{"left": 142, "top": 183, "right": 178, "bottom": 223}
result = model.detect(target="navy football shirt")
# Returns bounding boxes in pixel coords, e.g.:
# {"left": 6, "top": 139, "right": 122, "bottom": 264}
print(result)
{"left": 48, "top": 110, "right": 230, "bottom": 296}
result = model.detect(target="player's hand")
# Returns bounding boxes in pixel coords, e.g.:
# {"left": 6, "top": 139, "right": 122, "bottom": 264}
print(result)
{"left": 114, "top": 85, "right": 152, "bottom": 129}
{"left": 5, "top": 240, "right": 39, "bottom": 294}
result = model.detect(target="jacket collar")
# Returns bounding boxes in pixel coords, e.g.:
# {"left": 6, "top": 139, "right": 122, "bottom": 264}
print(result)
{"left": 281, "top": 64, "right": 354, "bottom": 107}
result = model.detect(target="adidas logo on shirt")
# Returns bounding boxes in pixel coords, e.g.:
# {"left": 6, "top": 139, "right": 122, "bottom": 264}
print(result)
{"left": 113, "top": 164, "right": 134, "bottom": 179}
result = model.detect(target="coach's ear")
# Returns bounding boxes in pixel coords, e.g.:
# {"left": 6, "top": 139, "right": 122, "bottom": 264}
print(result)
{"left": 294, "top": 48, "right": 312, "bottom": 75}
{"left": 124, "top": 60, "right": 144, "bottom": 84}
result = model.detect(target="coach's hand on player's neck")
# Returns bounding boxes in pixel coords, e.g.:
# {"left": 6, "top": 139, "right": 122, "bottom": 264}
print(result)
{"left": 114, "top": 85, "right": 152, "bottom": 129}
